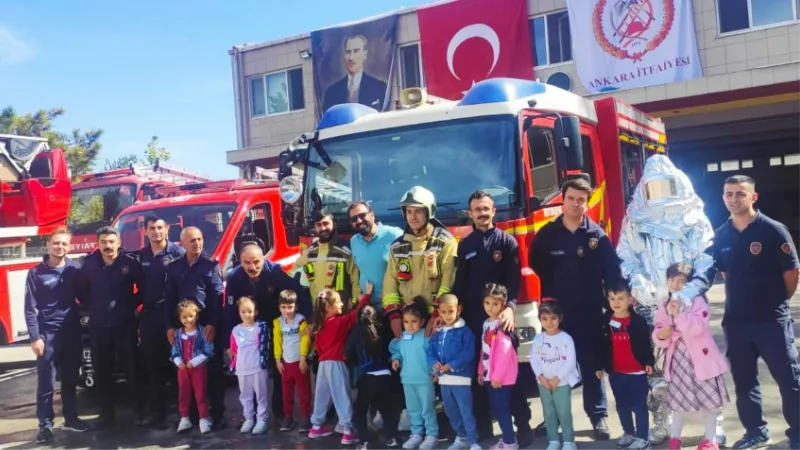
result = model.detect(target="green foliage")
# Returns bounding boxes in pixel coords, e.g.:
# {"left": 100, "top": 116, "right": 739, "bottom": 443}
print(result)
{"left": 144, "top": 135, "right": 170, "bottom": 165}
{"left": 69, "top": 195, "right": 104, "bottom": 224}
{"left": 0, "top": 106, "right": 103, "bottom": 177}
{"left": 104, "top": 154, "right": 140, "bottom": 170}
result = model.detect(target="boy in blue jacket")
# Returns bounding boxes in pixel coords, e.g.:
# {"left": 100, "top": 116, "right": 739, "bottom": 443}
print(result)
{"left": 427, "top": 294, "right": 480, "bottom": 450}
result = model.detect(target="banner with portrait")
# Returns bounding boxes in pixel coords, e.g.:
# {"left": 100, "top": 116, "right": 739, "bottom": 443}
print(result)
{"left": 311, "top": 13, "right": 398, "bottom": 120}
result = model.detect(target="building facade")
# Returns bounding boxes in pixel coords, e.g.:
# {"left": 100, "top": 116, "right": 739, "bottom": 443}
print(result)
{"left": 227, "top": 0, "right": 800, "bottom": 239}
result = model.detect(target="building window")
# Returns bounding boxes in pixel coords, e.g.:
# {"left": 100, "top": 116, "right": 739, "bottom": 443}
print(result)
{"left": 249, "top": 67, "right": 305, "bottom": 117}
{"left": 400, "top": 44, "right": 424, "bottom": 89}
{"left": 530, "top": 11, "right": 572, "bottom": 67}
{"left": 718, "top": 0, "right": 799, "bottom": 33}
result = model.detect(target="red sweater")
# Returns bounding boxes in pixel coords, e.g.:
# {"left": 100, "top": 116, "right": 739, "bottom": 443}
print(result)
{"left": 315, "top": 294, "right": 371, "bottom": 362}
{"left": 610, "top": 315, "right": 645, "bottom": 374}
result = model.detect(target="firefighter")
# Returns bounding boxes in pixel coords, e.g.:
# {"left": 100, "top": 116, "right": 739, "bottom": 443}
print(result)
{"left": 136, "top": 216, "right": 185, "bottom": 427}
{"left": 223, "top": 244, "right": 313, "bottom": 425}
{"left": 383, "top": 186, "right": 458, "bottom": 338}
{"left": 293, "top": 210, "right": 361, "bottom": 304}
{"left": 528, "top": 178, "right": 623, "bottom": 441}
{"left": 25, "top": 227, "right": 89, "bottom": 444}
{"left": 164, "top": 226, "right": 225, "bottom": 429}
{"left": 712, "top": 175, "right": 799, "bottom": 449}
{"left": 77, "top": 226, "right": 144, "bottom": 429}
{"left": 452, "top": 191, "right": 532, "bottom": 446}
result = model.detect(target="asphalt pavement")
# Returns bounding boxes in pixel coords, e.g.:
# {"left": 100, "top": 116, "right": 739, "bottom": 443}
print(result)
{"left": 0, "top": 284, "right": 797, "bottom": 449}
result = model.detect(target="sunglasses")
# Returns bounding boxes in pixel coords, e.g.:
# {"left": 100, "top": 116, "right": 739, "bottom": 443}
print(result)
{"left": 349, "top": 212, "right": 369, "bottom": 223}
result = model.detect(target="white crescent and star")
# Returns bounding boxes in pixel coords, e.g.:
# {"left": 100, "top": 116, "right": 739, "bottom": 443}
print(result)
{"left": 446, "top": 23, "right": 501, "bottom": 82}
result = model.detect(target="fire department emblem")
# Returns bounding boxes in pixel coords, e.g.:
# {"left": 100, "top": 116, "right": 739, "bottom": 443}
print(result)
{"left": 782, "top": 242, "right": 793, "bottom": 254}
{"left": 493, "top": 250, "right": 502, "bottom": 262}
{"left": 577, "top": 246, "right": 584, "bottom": 257}
{"left": 426, "top": 253, "right": 436, "bottom": 269}
{"left": 593, "top": 0, "right": 674, "bottom": 62}
{"left": 121, "top": 265, "right": 129, "bottom": 275}
{"left": 750, "top": 242, "right": 762, "bottom": 255}
{"left": 162, "top": 258, "right": 171, "bottom": 267}
{"left": 589, "top": 238, "right": 599, "bottom": 250}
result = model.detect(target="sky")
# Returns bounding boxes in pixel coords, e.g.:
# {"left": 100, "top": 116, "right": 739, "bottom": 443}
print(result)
{"left": 0, "top": 0, "right": 430, "bottom": 179}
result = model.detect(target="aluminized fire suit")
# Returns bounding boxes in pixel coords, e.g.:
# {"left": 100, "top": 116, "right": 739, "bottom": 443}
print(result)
{"left": 616, "top": 155, "right": 725, "bottom": 445}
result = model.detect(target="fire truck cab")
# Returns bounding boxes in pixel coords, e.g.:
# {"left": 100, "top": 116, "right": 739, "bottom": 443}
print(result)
{"left": 276, "top": 78, "right": 667, "bottom": 369}
{"left": 69, "top": 163, "right": 213, "bottom": 254}
{"left": 0, "top": 134, "right": 72, "bottom": 344}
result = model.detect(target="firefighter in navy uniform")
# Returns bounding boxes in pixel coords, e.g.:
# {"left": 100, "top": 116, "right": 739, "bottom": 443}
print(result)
{"left": 452, "top": 191, "right": 532, "bottom": 446}
{"left": 164, "top": 226, "right": 225, "bottom": 429}
{"left": 711, "top": 175, "right": 800, "bottom": 449}
{"left": 77, "top": 226, "right": 144, "bottom": 429}
{"left": 25, "top": 228, "right": 90, "bottom": 444}
{"left": 223, "top": 244, "right": 313, "bottom": 426}
{"left": 136, "top": 216, "right": 185, "bottom": 427}
{"left": 528, "top": 179, "right": 622, "bottom": 441}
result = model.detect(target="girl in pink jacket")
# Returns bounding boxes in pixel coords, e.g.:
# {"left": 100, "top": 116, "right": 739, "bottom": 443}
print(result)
{"left": 479, "top": 284, "right": 519, "bottom": 450}
{"left": 653, "top": 263, "right": 730, "bottom": 450}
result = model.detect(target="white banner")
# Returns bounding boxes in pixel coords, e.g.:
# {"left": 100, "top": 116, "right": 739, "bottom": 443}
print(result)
{"left": 566, "top": 0, "right": 702, "bottom": 94}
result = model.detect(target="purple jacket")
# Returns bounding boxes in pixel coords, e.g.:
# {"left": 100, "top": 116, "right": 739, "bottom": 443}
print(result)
{"left": 653, "top": 296, "right": 729, "bottom": 382}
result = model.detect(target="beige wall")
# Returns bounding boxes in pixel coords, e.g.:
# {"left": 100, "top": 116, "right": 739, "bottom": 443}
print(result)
{"left": 229, "top": 0, "right": 800, "bottom": 168}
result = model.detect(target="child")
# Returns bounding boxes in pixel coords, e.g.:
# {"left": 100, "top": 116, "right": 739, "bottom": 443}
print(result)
{"left": 653, "top": 263, "right": 729, "bottom": 450}
{"left": 346, "top": 298, "right": 401, "bottom": 449}
{"left": 228, "top": 296, "right": 270, "bottom": 435}
{"left": 427, "top": 294, "right": 480, "bottom": 450}
{"left": 170, "top": 300, "right": 214, "bottom": 434}
{"left": 480, "top": 284, "right": 520, "bottom": 450}
{"left": 600, "top": 286, "right": 655, "bottom": 449}
{"left": 530, "top": 299, "right": 579, "bottom": 450}
{"left": 389, "top": 297, "right": 438, "bottom": 450}
{"left": 308, "top": 285, "right": 372, "bottom": 445}
{"left": 273, "top": 289, "right": 311, "bottom": 433}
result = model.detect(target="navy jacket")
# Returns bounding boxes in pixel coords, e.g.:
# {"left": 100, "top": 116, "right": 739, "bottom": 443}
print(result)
{"left": 24, "top": 256, "right": 82, "bottom": 341}
{"left": 223, "top": 262, "right": 312, "bottom": 345}
{"left": 529, "top": 215, "right": 622, "bottom": 325}
{"left": 138, "top": 242, "right": 185, "bottom": 311}
{"left": 453, "top": 225, "right": 521, "bottom": 327}
{"left": 164, "top": 253, "right": 224, "bottom": 330}
{"left": 426, "top": 318, "right": 476, "bottom": 380}
{"left": 322, "top": 72, "right": 388, "bottom": 113}
{"left": 78, "top": 250, "right": 144, "bottom": 329}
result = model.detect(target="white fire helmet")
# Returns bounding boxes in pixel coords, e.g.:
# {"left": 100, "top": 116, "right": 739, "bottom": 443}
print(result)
{"left": 400, "top": 186, "right": 437, "bottom": 220}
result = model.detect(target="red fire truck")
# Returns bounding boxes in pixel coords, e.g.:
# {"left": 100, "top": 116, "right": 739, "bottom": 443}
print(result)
{"left": 276, "top": 78, "right": 667, "bottom": 374}
{"left": 0, "top": 134, "right": 72, "bottom": 344}
{"left": 68, "top": 163, "right": 213, "bottom": 254}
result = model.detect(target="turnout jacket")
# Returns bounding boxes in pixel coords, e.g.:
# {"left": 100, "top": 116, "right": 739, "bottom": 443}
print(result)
{"left": 294, "top": 233, "right": 360, "bottom": 303}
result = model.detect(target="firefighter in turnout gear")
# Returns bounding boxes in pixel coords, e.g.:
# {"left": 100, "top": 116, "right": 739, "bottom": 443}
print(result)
{"left": 383, "top": 186, "right": 458, "bottom": 338}
{"left": 294, "top": 210, "right": 361, "bottom": 304}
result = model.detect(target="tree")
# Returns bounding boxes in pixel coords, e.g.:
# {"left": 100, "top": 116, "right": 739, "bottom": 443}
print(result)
{"left": 104, "top": 154, "right": 140, "bottom": 170}
{"left": 0, "top": 106, "right": 103, "bottom": 177}
{"left": 144, "top": 135, "right": 170, "bottom": 165}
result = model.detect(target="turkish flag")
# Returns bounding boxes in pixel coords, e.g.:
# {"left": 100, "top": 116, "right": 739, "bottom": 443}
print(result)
{"left": 417, "top": 0, "right": 534, "bottom": 101}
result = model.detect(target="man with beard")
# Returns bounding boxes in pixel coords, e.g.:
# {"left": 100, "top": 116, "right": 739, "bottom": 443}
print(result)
{"left": 223, "top": 244, "right": 313, "bottom": 429}
{"left": 383, "top": 186, "right": 458, "bottom": 338}
{"left": 453, "top": 191, "right": 532, "bottom": 446}
{"left": 26, "top": 227, "right": 89, "bottom": 444}
{"left": 136, "top": 216, "right": 185, "bottom": 427}
{"left": 294, "top": 210, "right": 361, "bottom": 303}
{"left": 164, "top": 226, "right": 225, "bottom": 429}
{"left": 529, "top": 179, "right": 622, "bottom": 440}
{"left": 78, "top": 226, "right": 144, "bottom": 429}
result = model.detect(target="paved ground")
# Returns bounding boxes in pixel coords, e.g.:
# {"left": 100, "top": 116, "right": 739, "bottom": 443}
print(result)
{"left": 0, "top": 284, "right": 797, "bottom": 449}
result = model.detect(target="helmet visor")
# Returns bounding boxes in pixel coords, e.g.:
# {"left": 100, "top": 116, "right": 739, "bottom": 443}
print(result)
{"left": 644, "top": 178, "right": 678, "bottom": 202}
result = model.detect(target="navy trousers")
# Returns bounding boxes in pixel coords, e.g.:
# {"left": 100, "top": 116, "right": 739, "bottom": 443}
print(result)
{"left": 36, "top": 326, "right": 81, "bottom": 429}
{"left": 609, "top": 372, "right": 649, "bottom": 440}
{"left": 90, "top": 325, "right": 140, "bottom": 420}
{"left": 139, "top": 307, "right": 170, "bottom": 418}
{"left": 724, "top": 319, "right": 800, "bottom": 442}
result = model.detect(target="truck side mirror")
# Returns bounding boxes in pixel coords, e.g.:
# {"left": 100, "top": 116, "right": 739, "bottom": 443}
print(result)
{"left": 554, "top": 116, "right": 584, "bottom": 171}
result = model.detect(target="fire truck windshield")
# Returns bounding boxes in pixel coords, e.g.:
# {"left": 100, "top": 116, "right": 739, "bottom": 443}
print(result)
{"left": 114, "top": 202, "right": 236, "bottom": 253}
{"left": 69, "top": 184, "right": 137, "bottom": 234}
{"left": 306, "top": 115, "right": 519, "bottom": 228}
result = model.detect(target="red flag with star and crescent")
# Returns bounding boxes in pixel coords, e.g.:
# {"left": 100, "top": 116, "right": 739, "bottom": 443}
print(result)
{"left": 417, "top": 0, "right": 534, "bottom": 101}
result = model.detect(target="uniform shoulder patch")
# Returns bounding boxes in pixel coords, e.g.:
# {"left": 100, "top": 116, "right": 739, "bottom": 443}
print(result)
{"left": 782, "top": 242, "right": 793, "bottom": 254}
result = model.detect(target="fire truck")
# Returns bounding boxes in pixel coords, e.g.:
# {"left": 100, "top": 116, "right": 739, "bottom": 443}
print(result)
{"left": 68, "top": 163, "right": 213, "bottom": 254}
{"left": 0, "top": 134, "right": 72, "bottom": 344}
{"left": 276, "top": 78, "right": 667, "bottom": 373}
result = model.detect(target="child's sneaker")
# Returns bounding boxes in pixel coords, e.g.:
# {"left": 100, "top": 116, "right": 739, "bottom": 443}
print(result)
{"left": 240, "top": 418, "right": 255, "bottom": 433}
{"left": 562, "top": 443, "right": 577, "bottom": 450}
{"left": 628, "top": 438, "right": 651, "bottom": 449}
{"left": 546, "top": 441, "right": 562, "bottom": 450}
{"left": 357, "top": 443, "right": 369, "bottom": 450}
{"left": 449, "top": 436, "right": 470, "bottom": 450}
{"left": 199, "top": 418, "right": 212, "bottom": 434}
{"left": 297, "top": 418, "right": 311, "bottom": 433}
{"left": 618, "top": 435, "right": 637, "bottom": 448}
{"left": 667, "top": 438, "right": 682, "bottom": 450}
{"left": 469, "top": 445, "right": 482, "bottom": 450}
{"left": 403, "top": 434, "right": 425, "bottom": 449}
{"left": 279, "top": 418, "right": 294, "bottom": 432}
{"left": 697, "top": 439, "right": 719, "bottom": 450}
{"left": 177, "top": 417, "right": 192, "bottom": 433}
{"left": 309, "top": 425, "right": 334, "bottom": 439}
{"left": 490, "top": 440, "right": 519, "bottom": 450}
{"left": 420, "top": 435, "right": 439, "bottom": 450}
{"left": 252, "top": 420, "right": 268, "bottom": 435}
{"left": 342, "top": 430, "right": 359, "bottom": 445}
{"left": 386, "top": 437, "right": 400, "bottom": 448}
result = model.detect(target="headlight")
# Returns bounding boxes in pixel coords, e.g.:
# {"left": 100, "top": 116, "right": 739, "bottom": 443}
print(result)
{"left": 516, "top": 327, "right": 536, "bottom": 344}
